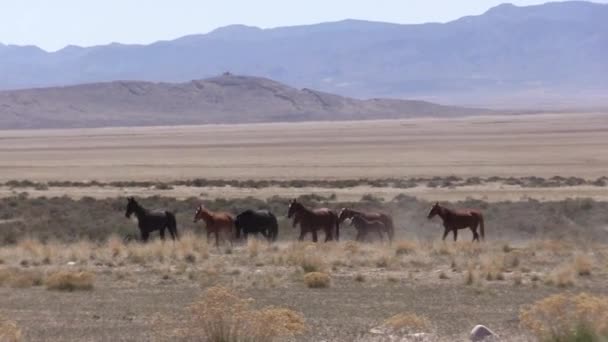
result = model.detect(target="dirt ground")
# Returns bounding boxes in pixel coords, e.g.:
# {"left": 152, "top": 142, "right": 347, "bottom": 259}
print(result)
{"left": 2, "top": 239, "right": 608, "bottom": 341}
{"left": 1, "top": 113, "right": 607, "bottom": 182}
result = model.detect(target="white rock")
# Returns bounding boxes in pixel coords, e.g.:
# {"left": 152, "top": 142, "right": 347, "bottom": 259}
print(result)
{"left": 66, "top": 261, "right": 77, "bottom": 266}
{"left": 470, "top": 325, "right": 499, "bottom": 341}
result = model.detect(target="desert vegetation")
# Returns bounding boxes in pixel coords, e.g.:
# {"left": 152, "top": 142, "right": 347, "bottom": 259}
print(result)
{"left": 1, "top": 234, "right": 607, "bottom": 340}
{"left": 3, "top": 175, "right": 608, "bottom": 191}
{"left": 1, "top": 194, "right": 607, "bottom": 245}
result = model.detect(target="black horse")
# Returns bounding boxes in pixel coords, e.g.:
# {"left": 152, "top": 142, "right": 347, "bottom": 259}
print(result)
{"left": 125, "top": 197, "right": 178, "bottom": 242}
{"left": 234, "top": 209, "right": 278, "bottom": 242}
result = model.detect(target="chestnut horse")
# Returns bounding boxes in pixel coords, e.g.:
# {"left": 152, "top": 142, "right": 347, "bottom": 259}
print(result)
{"left": 338, "top": 208, "right": 394, "bottom": 241}
{"left": 287, "top": 199, "right": 339, "bottom": 242}
{"left": 193, "top": 205, "right": 235, "bottom": 246}
{"left": 427, "top": 202, "right": 485, "bottom": 242}
{"left": 349, "top": 215, "right": 386, "bottom": 242}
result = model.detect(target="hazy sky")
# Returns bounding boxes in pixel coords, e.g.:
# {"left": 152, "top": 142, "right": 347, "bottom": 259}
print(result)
{"left": 1, "top": 0, "right": 606, "bottom": 51}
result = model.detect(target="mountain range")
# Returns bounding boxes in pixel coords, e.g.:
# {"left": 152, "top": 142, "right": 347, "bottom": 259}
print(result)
{"left": 0, "top": 74, "right": 488, "bottom": 129}
{"left": 1, "top": 1, "right": 606, "bottom": 108}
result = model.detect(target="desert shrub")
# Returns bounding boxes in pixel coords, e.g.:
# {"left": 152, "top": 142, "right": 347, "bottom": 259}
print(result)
{"left": 184, "top": 286, "right": 306, "bottom": 342}
{"left": 520, "top": 293, "right": 608, "bottom": 341}
{"left": 545, "top": 265, "right": 576, "bottom": 288}
{"left": 303, "top": 272, "right": 330, "bottom": 288}
{"left": 45, "top": 271, "right": 94, "bottom": 291}
{"left": 395, "top": 240, "right": 417, "bottom": 255}
{"left": 297, "top": 254, "right": 325, "bottom": 274}
{"left": 361, "top": 194, "right": 384, "bottom": 203}
{"left": 0, "top": 268, "right": 44, "bottom": 288}
{"left": 0, "top": 315, "right": 21, "bottom": 342}
{"left": 382, "top": 312, "right": 432, "bottom": 334}
{"left": 573, "top": 254, "right": 593, "bottom": 276}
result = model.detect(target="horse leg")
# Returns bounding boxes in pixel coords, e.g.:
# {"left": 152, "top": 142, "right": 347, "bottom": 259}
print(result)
{"left": 453, "top": 229, "right": 458, "bottom": 242}
{"left": 355, "top": 230, "right": 362, "bottom": 241}
{"left": 442, "top": 228, "right": 449, "bottom": 241}
{"left": 141, "top": 230, "right": 150, "bottom": 243}
{"left": 324, "top": 228, "right": 332, "bottom": 242}
{"left": 206, "top": 230, "right": 212, "bottom": 244}
{"left": 159, "top": 227, "right": 166, "bottom": 241}
{"left": 471, "top": 226, "right": 480, "bottom": 242}
{"left": 312, "top": 230, "right": 318, "bottom": 243}
{"left": 214, "top": 231, "right": 220, "bottom": 247}
{"left": 377, "top": 229, "right": 383, "bottom": 241}
{"left": 298, "top": 229, "right": 306, "bottom": 241}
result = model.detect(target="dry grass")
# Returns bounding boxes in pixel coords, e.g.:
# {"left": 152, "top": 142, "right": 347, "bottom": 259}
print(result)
{"left": 45, "top": 271, "right": 94, "bottom": 291}
{"left": 395, "top": 240, "right": 418, "bottom": 256}
{"left": 573, "top": 254, "right": 593, "bottom": 276}
{"left": 303, "top": 272, "right": 331, "bottom": 288}
{"left": 0, "top": 315, "right": 21, "bottom": 342}
{"left": 176, "top": 286, "right": 306, "bottom": 342}
{"left": 520, "top": 293, "right": 608, "bottom": 341}
{"left": 0, "top": 268, "right": 44, "bottom": 288}
{"left": 382, "top": 312, "right": 432, "bottom": 334}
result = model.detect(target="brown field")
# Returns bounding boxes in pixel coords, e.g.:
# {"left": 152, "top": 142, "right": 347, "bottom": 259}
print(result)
{"left": 2, "top": 237, "right": 608, "bottom": 341}
{"left": 0, "top": 112, "right": 607, "bottom": 182}
{"left": 2, "top": 112, "right": 608, "bottom": 341}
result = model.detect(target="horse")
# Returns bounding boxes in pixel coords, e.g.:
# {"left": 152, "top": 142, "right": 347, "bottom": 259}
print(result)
{"left": 193, "top": 205, "right": 235, "bottom": 246}
{"left": 287, "top": 199, "right": 339, "bottom": 242}
{"left": 338, "top": 208, "right": 394, "bottom": 241}
{"left": 349, "top": 215, "right": 386, "bottom": 242}
{"left": 234, "top": 209, "right": 278, "bottom": 242}
{"left": 427, "top": 202, "right": 485, "bottom": 242}
{"left": 125, "top": 197, "right": 178, "bottom": 242}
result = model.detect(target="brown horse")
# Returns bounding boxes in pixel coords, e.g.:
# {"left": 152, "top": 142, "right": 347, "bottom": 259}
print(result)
{"left": 287, "top": 199, "right": 339, "bottom": 242}
{"left": 349, "top": 215, "right": 386, "bottom": 242}
{"left": 338, "top": 208, "right": 394, "bottom": 241}
{"left": 193, "top": 205, "right": 235, "bottom": 246}
{"left": 427, "top": 202, "right": 485, "bottom": 242}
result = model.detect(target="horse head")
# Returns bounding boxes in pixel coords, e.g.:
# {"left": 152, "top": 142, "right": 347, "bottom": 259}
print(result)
{"left": 427, "top": 202, "right": 441, "bottom": 219}
{"left": 287, "top": 199, "right": 300, "bottom": 219}
{"left": 338, "top": 208, "right": 352, "bottom": 223}
{"left": 125, "top": 197, "right": 137, "bottom": 218}
{"left": 193, "top": 205, "right": 207, "bottom": 223}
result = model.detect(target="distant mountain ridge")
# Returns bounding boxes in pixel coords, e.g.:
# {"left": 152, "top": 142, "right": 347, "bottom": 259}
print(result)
{"left": 0, "top": 1, "right": 606, "bottom": 107}
{"left": 0, "top": 74, "right": 487, "bottom": 129}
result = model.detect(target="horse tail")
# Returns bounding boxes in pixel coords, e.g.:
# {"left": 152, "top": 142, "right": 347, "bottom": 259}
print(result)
{"left": 269, "top": 213, "right": 279, "bottom": 242}
{"left": 234, "top": 216, "right": 242, "bottom": 240}
{"left": 478, "top": 213, "right": 485, "bottom": 241}
{"left": 386, "top": 216, "right": 395, "bottom": 242}
{"left": 165, "top": 211, "right": 178, "bottom": 239}
{"left": 335, "top": 214, "right": 340, "bottom": 241}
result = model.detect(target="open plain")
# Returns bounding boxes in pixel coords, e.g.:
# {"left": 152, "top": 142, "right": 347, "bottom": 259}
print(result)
{"left": 1, "top": 112, "right": 608, "bottom": 341}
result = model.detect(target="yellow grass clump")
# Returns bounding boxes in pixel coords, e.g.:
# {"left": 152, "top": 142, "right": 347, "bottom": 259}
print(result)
{"left": 303, "top": 272, "right": 330, "bottom": 288}
{"left": 520, "top": 293, "right": 608, "bottom": 341}
{"left": 45, "top": 271, "right": 94, "bottom": 291}
{"left": 382, "top": 312, "right": 432, "bottom": 334}
{"left": 394, "top": 240, "right": 418, "bottom": 256}
{"left": 184, "top": 286, "right": 306, "bottom": 342}
{"left": 573, "top": 254, "right": 593, "bottom": 276}
{"left": 0, "top": 268, "right": 44, "bottom": 288}
{"left": 0, "top": 315, "right": 21, "bottom": 342}
{"left": 545, "top": 263, "right": 576, "bottom": 288}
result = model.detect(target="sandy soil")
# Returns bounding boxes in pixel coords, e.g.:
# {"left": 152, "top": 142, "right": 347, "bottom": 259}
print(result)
{"left": 1, "top": 113, "right": 607, "bottom": 182}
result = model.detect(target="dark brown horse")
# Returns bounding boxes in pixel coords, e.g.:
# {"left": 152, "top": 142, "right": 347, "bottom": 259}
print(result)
{"left": 427, "top": 202, "right": 485, "bottom": 242}
{"left": 338, "top": 208, "right": 394, "bottom": 241}
{"left": 287, "top": 199, "right": 339, "bottom": 242}
{"left": 193, "top": 205, "right": 235, "bottom": 246}
{"left": 349, "top": 215, "right": 386, "bottom": 242}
